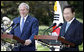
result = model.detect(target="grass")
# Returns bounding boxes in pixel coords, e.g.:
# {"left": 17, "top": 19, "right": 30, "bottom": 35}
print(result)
{"left": 36, "top": 41, "right": 50, "bottom": 51}
{"left": 79, "top": 43, "right": 83, "bottom": 51}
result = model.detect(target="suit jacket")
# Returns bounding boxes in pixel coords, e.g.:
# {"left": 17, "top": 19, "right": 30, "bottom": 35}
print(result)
{"left": 59, "top": 18, "right": 83, "bottom": 51}
{"left": 10, "top": 15, "right": 39, "bottom": 51}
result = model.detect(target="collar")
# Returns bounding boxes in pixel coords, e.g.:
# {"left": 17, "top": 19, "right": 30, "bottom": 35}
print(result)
{"left": 67, "top": 17, "right": 75, "bottom": 24}
{"left": 21, "top": 14, "right": 28, "bottom": 22}
{"left": 23, "top": 14, "right": 28, "bottom": 21}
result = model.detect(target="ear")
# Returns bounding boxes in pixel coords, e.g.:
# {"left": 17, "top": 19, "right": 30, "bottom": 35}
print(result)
{"left": 27, "top": 10, "right": 29, "bottom": 13}
{"left": 73, "top": 12, "right": 75, "bottom": 15}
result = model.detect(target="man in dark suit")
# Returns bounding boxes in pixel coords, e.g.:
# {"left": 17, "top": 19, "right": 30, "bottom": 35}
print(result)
{"left": 59, "top": 6, "right": 83, "bottom": 51}
{"left": 10, "top": 3, "right": 39, "bottom": 51}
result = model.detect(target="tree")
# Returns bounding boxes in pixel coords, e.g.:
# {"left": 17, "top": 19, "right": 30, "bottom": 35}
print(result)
{"left": 1, "top": 1, "right": 83, "bottom": 25}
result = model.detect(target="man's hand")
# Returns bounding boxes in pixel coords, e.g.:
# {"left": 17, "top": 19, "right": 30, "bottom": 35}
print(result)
{"left": 61, "top": 36, "right": 65, "bottom": 39}
{"left": 67, "top": 45, "right": 70, "bottom": 47}
{"left": 24, "top": 39, "right": 32, "bottom": 46}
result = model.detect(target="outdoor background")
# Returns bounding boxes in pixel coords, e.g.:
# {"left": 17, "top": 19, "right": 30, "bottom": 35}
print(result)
{"left": 1, "top": 1, "right": 83, "bottom": 51}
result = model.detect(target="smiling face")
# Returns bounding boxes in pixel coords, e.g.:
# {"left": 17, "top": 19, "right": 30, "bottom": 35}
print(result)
{"left": 63, "top": 8, "right": 75, "bottom": 22}
{"left": 19, "top": 5, "right": 29, "bottom": 17}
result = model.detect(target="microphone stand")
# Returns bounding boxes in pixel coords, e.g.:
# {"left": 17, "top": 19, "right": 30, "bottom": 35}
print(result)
{"left": 43, "top": 23, "right": 56, "bottom": 35}
{"left": 43, "top": 29, "right": 49, "bottom": 35}
{"left": 37, "top": 40, "right": 56, "bottom": 51}
{"left": 3, "top": 23, "right": 14, "bottom": 33}
{"left": 10, "top": 23, "right": 19, "bottom": 31}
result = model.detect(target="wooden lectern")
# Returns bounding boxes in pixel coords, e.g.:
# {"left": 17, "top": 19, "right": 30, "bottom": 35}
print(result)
{"left": 34, "top": 35, "right": 76, "bottom": 51}
{"left": 34, "top": 35, "right": 75, "bottom": 47}
{"left": 1, "top": 34, "right": 25, "bottom": 44}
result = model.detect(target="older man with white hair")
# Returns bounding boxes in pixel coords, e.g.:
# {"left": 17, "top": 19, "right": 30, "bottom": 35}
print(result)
{"left": 10, "top": 2, "right": 39, "bottom": 51}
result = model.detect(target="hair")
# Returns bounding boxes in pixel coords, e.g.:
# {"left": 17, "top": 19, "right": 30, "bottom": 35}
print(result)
{"left": 18, "top": 2, "right": 29, "bottom": 10}
{"left": 63, "top": 5, "right": 75, "bottom": 13}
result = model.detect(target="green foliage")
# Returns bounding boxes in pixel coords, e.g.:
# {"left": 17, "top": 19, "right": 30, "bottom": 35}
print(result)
{"left": 68, "top": 1, "right": 83, "bottom": 19}
{"left": 1, "top": 1, "right": 54, "bottom": 26}
{"left": 1, "top": 1, "right": 83, "bottom": 25}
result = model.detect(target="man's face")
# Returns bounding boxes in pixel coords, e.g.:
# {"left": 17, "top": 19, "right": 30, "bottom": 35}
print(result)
{"left": 63, "top": 8, "right": 75, "bottom": 22}
{"left": 19, "top": 5, "right": 29, "bottom": 17}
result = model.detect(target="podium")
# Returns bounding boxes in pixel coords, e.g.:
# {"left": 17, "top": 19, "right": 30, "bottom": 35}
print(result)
{"left": 1, "top": 34, "right": 25, "bottom": 51}
{"left": 1, "top": 34, "right": 25, "bottom": 46}
{"left": 1, "top": 34, "right": 25, "bottom": 44}
{"left": 34, "top": 35, "right": 75, "bottom": 51}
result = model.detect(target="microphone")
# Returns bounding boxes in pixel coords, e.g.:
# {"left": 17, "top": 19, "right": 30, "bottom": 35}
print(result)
{"left": 11, "top": 23, "right": 19, "bottom": 30}
{"left": 43, "top": 23, "right": 56, "bottom": 35}
{"left": 45, "top": 23, "right": 56, "bottom": 31}
{"left": 4, "top": 23, "right": 15, "bottom": 32}
{"left": 52, "top": 23, "right": 63, "bottom": 32}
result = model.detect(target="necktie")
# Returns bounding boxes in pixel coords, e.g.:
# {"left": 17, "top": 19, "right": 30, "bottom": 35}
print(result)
{"left": 21, "top": 18, "right": 24, "bottom": 33}
{"left": 65, "top": 22, "right": 70, "bottom": 32}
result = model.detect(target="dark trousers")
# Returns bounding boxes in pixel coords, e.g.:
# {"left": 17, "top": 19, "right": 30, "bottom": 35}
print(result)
{"left": 60, "top": 47, "right": 79, "bottom": 51}
{"left": 12, "top": 45, "right": 36, "bottom": 51}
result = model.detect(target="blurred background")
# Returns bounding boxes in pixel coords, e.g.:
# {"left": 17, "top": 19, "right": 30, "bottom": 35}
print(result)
{"left": 1, "top": 1, "right": 83, "bottom": 51}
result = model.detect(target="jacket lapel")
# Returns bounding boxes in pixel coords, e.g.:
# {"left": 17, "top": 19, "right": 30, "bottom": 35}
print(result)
{"left": 17, "top": 17, "right": 21, "bottom": 35}
{"left": 62, "top": 22, "right": 67, "bottom": 36}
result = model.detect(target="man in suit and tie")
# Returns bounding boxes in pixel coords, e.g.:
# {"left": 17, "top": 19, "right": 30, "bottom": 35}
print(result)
{"left": 10, "top": 3, "right": 39, "bottom": 51}
{"left": 59, "top": 5, "right": 83, "bottom": 51}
